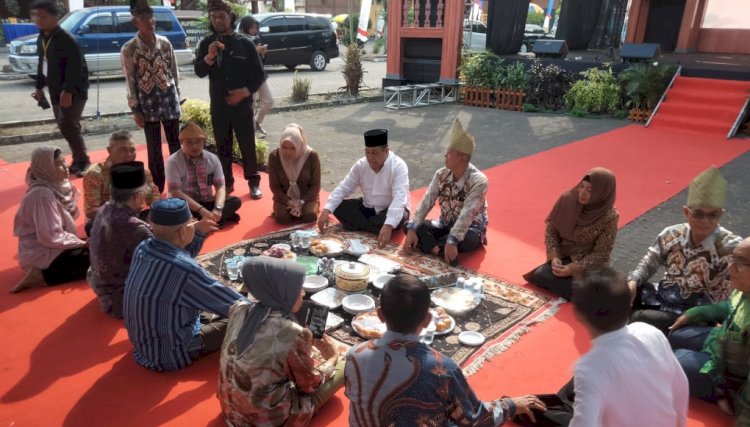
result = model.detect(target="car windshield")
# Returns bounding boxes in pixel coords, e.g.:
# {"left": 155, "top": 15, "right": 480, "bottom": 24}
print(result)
{"left": 59, "top": 9, "right": 87, "bottom": 32}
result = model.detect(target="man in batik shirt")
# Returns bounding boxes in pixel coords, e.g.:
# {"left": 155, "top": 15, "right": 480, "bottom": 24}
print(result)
{"left": 121, "top": 0, "right": 181, "bottom": 193}
{"left": 404, "top": 118, "right": 489, "bottom": 266}
{"left": 628, "top": 166, "right": 742, "bottom": 333}
{"left": 345, "top": 274, "right": 543, "bottom": 426}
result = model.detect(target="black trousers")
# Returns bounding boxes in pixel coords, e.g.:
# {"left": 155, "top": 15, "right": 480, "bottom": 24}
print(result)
{"left": 523, "top": 260, "right": 574, "bottom": 300}
{"left": 143, "top": 119, "right": 181, "bottom": 193}
{"left": 52, "top": 97, "right": 90, "bottom": 165}
{"left": 211, "top": 98, "right": 260, "bottom": 190}
{"left": 41, "top": 247, "right": 90, "bottom": 285}
{"left": 413, "top": 221, "right": 482, "bottom": 254}
{"left": 631, "top": 309, "right": 679, "bottom": 335}
{"left": 193, "top": 196, "right": 242, "bottom": 224}
{"left": 333, "top": 198, "right": 409, "bottom": 235}
{"left": 190, "top": 315, "right": 229, "bottom": 359}
{"left": 514, "top": 379, "right": 574, "bottom": 426}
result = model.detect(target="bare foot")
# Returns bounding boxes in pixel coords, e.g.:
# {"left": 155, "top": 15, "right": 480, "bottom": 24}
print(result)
{"left": 9, "top": 268, "right": 45, "bottom": 293}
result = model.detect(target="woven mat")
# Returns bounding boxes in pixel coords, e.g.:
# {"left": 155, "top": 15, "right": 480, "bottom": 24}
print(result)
{"left": 197, "top": 225, "right": 563, "bottom": 376}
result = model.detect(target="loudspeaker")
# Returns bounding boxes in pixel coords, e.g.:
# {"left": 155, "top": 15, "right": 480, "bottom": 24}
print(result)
{"left": 620, "top": 43, "right": 661, "bottom": 62}
{"left": 532, "top": 40, "right": 569, "bottom": 59}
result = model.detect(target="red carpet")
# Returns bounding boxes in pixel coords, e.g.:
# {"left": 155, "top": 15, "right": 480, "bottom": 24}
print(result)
{"left": 649, "top": 76, "right": 750, "bottom": 137}
{"left": 1, "top": 124, "right": 747, "bottom": 426}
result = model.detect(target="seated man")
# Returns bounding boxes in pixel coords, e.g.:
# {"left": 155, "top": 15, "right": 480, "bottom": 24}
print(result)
{"left": 670, "top": 236, "right": 750, "bottom": 423}
{"left": 83, "top": 129, "right": 160, "bottom": 235}
{"left": 569, "top": 266, "right": 688, "bottom": 426}
{"left": 317, "top": 129, "right": 410, "bottom": 248}
{"left": 124, "top": 198, "right": 245, "bottom": 371}
{"left": 344, "top": 273, "right": 543, "bottom": 426}
{"left": 88, "top": 161, "right": 152, "bottom": 319}
{"left": 627, "top": 166, "right": 741, "bottom": 333}
{"left": 404, "top": 118, "right": 488, "bottom": 266}
{"left": 166, "top": 122, "right": 241, "bottom": 226}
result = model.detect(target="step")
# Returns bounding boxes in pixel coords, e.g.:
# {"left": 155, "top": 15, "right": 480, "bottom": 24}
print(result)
{"left": 656, "top": 101, "right": 740, "bottom": 124}
{"left": 675, "top": 76, "right": 750, "bottom": 92}
{"left": 649, "top": 115, "right": 731, "bottom": 137}
{"left": 665, "top": 88, "right": 747, "bottom": 105}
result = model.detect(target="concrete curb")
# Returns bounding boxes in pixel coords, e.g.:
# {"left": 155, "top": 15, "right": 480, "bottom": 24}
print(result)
{"left": 0, "top": 91, "right": 383, "bottom": 145}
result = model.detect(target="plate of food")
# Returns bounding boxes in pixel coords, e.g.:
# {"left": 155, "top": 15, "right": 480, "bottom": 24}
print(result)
{"left": 261, "top": 246, "right": 297, "bottom": 261}
{"left": 309, "top": 237, "right": 349, "bottom": 257}
{"left": 351, "top": 309, "right": 387, "bottom": 340}
{"left": 430, "top": 287, "right": 480, "bottom": 317}
{"left": 430, "top": 307, "right": 455, "bottom": 335}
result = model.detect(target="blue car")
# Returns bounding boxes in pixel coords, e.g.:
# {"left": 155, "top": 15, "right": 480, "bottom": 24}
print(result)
{"left": 9, "top": 6, "right": 193, "bottom": 78}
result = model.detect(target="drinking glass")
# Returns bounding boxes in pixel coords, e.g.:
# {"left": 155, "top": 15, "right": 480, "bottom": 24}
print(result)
{"left": 300, "top": 232, "right": 311, "bottom": 249}
{"left": 420, "top": 323, "right": 436, "bottom": 345}
{"left": 291, "top": 232, "right": 302, "bottom": 249}
{"left": 225, "top": 259, "right": 240, "bottom": 281}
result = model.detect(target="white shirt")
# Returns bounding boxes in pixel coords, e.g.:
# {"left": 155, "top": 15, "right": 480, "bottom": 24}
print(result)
{"left": 324, "top": 152, "right": 410, "bottom": 228}
{"left": 571, "top": 322, "right": 688, "bottom": 427}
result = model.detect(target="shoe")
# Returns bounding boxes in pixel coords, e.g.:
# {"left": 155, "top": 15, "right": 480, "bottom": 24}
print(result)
{"left": 69, "top": 161, "right": 91, "bottom": 178}
{"left": 218, "top": 213, "right": 241, "bottom": 229}
{"left": 250, "top": 185, "right": 262, "bottom": 200}
{"left": 226, "top": 184, "right": 235, "bottom": 195}
{"left": 255, "top": 122, "right": 267, "bottom": 137}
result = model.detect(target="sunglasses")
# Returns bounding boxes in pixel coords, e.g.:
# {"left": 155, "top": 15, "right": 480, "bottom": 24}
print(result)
{"left": 688, "top": 208, "right": 723, "bottom": 221}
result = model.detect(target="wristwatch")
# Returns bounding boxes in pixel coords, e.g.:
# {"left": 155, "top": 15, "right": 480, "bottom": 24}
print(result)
{"left": 215, "top": 205, "right": 223, "bottom": 211}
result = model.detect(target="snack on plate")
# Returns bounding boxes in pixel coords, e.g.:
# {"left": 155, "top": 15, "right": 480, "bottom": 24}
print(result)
{"left": 431, "top": 307, "right": 454, "bottom": 333}
{"left": 352, "top": 310, "right": 387, "bottom": 339}
{"left": 310, "top": 240, "right": 329, "bottom": 254}
{"left": 262, "top": 247, "right": 296, "bottom": 260}
{"left": 309, "top": 238, "right": 348, "bottom": 257}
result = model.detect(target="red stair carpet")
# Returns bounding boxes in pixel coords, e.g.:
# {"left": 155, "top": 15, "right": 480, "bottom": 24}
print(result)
{"left": 1, "top": 125, "right": 748, "bottom": 426}
{"left": 648, "top": 76, "right": 750, "bottom": 137}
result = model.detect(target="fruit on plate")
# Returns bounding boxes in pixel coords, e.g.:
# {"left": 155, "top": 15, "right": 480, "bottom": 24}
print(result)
{"left": 262, "top": 247, "right": 295, "bottom": 259}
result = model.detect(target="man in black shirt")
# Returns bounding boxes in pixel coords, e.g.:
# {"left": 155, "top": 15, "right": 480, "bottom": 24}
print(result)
{"left": 194, "top": 0, "right": 266, "bottom": 199}
{"left": 31, "top": 0, "right": 91, "bottom": 177}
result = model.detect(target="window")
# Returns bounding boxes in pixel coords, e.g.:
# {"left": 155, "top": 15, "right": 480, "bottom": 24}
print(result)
{"left": 285, "top": 16, "right": 307, "bottom": 32}
{"left": 154, "top": 12, "right": 174, "bottom": 32}
{"left": 307, "top": 16, "right": 329, "bottom": 31}
{"left": 116, "top": 13, "right": 137, "bottom": 33}
{"left": 266, "top": 17, "right": 285, "bottom": 34}
{"left": 85, "top": 13, "right": 115, "bottom": 34}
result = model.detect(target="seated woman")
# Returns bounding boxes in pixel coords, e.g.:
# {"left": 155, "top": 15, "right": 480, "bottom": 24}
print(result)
{"left": 268, "top": 123, "right": 321, "bottom": 224}
{"left": 523, "top": 167, "right": 618, "bottom": 300}
{"left": 218, "top": 256, "right": 344, "bottom": 426}
{"left": 11, "top": 146, "right": 89, "bottom": 293}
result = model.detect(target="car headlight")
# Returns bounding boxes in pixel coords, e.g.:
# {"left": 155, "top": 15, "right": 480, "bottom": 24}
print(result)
{"left": 19, "top": 45, "right": 38, "bottom": 54}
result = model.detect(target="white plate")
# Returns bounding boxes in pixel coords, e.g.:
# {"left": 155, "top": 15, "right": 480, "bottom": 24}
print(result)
{"left": 310, "top": 287, "right": 346, "bottom": 309}
{"left": 372, "top": 273, "right": 395, "bottom": 290}
{"left": 358, "top": 254, "right": 401, "bottom": 273}
{"left": 271, "top": 243, "right": 291, "bottom": 251}
{"left": 431, "top": 287, "right": 480, "bottom": 316}
{"left": 303, "top": 275, "right": 329, "bottom": 293}
{"left": 346, "top": 243, "right": 371, "bottom": 256}
{"left": 431, "top": 309, "right": 456, "bottom": 336}
{"left": 342, "top": 294, "right": 376, "bottom": 315}
{"left": 458, "top": 331, "right": 485, "bottom": 346}
{"left": 325, "top": 312, "right": 345, "bottom": 331}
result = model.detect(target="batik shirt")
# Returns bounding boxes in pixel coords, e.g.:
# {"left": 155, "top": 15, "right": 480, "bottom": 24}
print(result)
{"left": 83, "top": 157, "right": 161, "bottom": 219}
{"left": 166, "top": 149, "right": 225, "bottom": 203}
{"left": 628, "top": 223, "right": 741, "bottom": 313}
{"left": 345, "top": 331, "right": 515, "bottom": 426}
{"left": 218, "top": 302, "right": 337, "bottom": 427}
{"left": 408, "top": 164, "right": 489, "bottom": 245}
{"left": 121, "top": 33, "right": 180, "bottom": 123}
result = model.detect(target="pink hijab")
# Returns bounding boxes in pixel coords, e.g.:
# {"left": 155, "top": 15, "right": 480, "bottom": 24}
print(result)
{"left": 26, "top": 146, "right": 78, "bottom": 217}
{"left": 278, "top": 123, "right": 313, "bottom": 201}
{"left": 546, "top": 167, "right": 616, "bottom": 240}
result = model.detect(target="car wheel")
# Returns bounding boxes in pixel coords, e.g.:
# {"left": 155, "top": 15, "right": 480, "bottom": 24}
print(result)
{"left": 309, "top": 51, "right": 327, "bottom": 71}
{"left": 285, "top": 64, "right": 296, "bottom": 71}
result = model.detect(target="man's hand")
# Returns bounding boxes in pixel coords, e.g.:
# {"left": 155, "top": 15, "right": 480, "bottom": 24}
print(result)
{"left": 404, "top": 229, "right": 419, "bottom": 251}
{"left": 668, "top": 314, "right": 690, "bottom": 331}
{"left": 207, "top": 40, "right": 225, "bottom": 60}
{"left": 257, "top": 44, "right": 268, "bottom": 55}
{"left": 59, "top": 91, "right": 72, "bottom": 108}
{"left": 551, "top": 263, "right": 573, "bottom": 277}
{"left": 133, "top": 112, "right": 145, "bottom": 128}
{"left": 511, "top": 395, "right": 547, "bottom": 423}
{"left": 627, "top": 280, "right": 639, "bottom": 306}
{"left": 225, "top": 87, "right": 251, "bottom": 106}
{"left": 317, "top": 209, "right": 330, "bottom": 234}
{"left": 194, "top": 217, "right": 219, "bottom": 234}
{"left": 212, "top": 207, "right": 223, "bottom": 219}
{"left": 199, "top": 206, "right": 218, "bottom": 222}
{"left": 377, "top": 224, "right": 394, "bottom": 248}
{"left": 551, "top": 257, "right": 563, "bottom": 268}
{"left": 444, "top": 243, "right": 458, "bottom": 264}
{"left": 313, "top": 334, "right": 338, "bottom": 360}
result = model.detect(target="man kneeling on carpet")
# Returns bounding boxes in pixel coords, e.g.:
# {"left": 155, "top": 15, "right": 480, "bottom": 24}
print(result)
{"left": 88, "top": 161, "right": 153, "bottom": 319}
{"left": 124, "top": 198, "right": 245, "bottom": 371}
{"left": 218, "top": 257, "right": 344, "bottom": 426}
{"left": 669, "top": 236, "right": 750, "bottom": 424}
{"left": 403, "top": 118, "right": 488, "bottom": 266}
{"left": 166, "top": 122, "right": 242, "bottom": 227}
{"left": 523, "top": 167, "right": 618, "bottom": 300}
{"left": 345, "top": 273, "right": 544, "bottom": 426}
{"left": 317, "top": 129, "right": 410, "bottom": 248}
{"left": 627, "top": 166, "right": 741, "bottom": 334}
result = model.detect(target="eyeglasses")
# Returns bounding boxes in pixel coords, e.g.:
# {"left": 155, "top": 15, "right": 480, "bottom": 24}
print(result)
{"left": 732, "top": 256, "right": 750, "bottom": 270}
{"left": 688, "top": 208, "right": 723, "bottom": 221}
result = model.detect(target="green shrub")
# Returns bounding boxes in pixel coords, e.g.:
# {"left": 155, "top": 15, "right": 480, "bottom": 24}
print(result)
{"left": 372, "top": 37, "right": 385, "bottom": 54}
{"left": 564, "top": 67, "right": 621, "bottom": 115}
{"left": 341, "top": 43, "right": 365, "bottom": 96}
{"left": 460, "top": 51, "right": 503, "bottom": 88}
{"left": 619, "top": 62, "right": 676, "bottom": 110}
{"left": 527, "top": 11, "right": 545, "bottom": 26}
{"left": 523, "top": 103, "right": 539, "bottom": 112}
{"left": 524, "top": 59, "right": 573, "bottom": 110}
{"left": 498, "top": 61, "right": 527, "bottom": 91}
{"left": 291, "top": 71, "right": 312, "bottom": 103}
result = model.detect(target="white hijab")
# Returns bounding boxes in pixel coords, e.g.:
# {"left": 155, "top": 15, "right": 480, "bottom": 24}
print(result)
{"left": 278, "top": 123, "right": 313, "bottom": 201}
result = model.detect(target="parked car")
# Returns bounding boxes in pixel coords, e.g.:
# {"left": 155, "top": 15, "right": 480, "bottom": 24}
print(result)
{"left": 463, "top": 20, "right": 487, "bottom": 52}
{"left": 522, "top": 24, "right": 551, "bottom": 52}
{"left": 8, "top": 6, "right": 193, "bottom": 78}
{"left": 248, "top": 13, "right": 339, "bottom": 71}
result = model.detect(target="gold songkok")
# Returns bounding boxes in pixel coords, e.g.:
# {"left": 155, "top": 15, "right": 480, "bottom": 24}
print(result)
{"left": 447, "top": 118, "right": 475, "bottom": 156}
{"left": 179, "top": 122, "right": 207, "bottom": 141}
{"left": 687, "top": 166, "right": 727, "bottom": 208}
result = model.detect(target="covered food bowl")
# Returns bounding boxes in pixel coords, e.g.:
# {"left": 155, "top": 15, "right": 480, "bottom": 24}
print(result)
{"left": 334, "top": 261, "right": 371, "bottom": 293}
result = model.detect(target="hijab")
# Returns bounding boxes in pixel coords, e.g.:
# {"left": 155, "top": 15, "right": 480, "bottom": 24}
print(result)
{"left": 26, "top": 146, "right": 78, "bottom": 216}
{"left": 236, "top": 256, "right": 305, "bottom": 355}
{"left": 546, "top": 167, "right": 616, "bottom": 240}
{"left": 278, "top": 123, "right": 313, "bottom": 201}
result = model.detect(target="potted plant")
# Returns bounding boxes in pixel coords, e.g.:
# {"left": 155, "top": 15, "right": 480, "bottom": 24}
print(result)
{"left": 524, "top": 59, "right": 573, "bottom": 111}
{"left": 460, "top": 51, "right": 503, "bottom": 108}
{"left": 564, "top": 67, "right": 621, "bottom": 116}
{"left": 619, "top": 63, "right": 675, "bottom": 123}
{"left": 495, "top": 61, "right": 527, "bottom": 111}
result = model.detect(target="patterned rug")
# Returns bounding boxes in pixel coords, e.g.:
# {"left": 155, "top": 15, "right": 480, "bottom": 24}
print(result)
{"left": 197, "top": 225, "right": 563, "bottom": 376}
